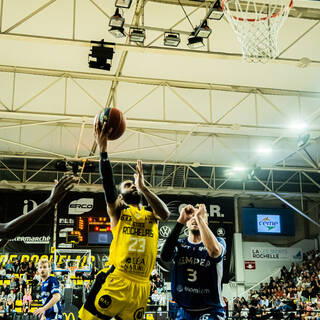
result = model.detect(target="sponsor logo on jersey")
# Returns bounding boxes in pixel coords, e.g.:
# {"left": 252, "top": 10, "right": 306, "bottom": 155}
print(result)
{"left": 178, "top": 256, "right": 211, "bottom": 267}
{"left": 98, "top": 295, "right": 112, "bottom": 309}
{"left": 122, "top": 226, "right": 154, "bottom": 237}
{"left": 134, "top": 307, "right": 145, "bottom": 320}
{"left": 184, "top": 286, "right": 210, "bottom": 294}
{"left": 122, "top": 256, "right": 146, "bottom": 272}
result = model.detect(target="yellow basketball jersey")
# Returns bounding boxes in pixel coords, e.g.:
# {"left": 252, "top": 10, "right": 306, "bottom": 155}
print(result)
{"left": 108, "top": 204, "right": 159, "bottom": 281}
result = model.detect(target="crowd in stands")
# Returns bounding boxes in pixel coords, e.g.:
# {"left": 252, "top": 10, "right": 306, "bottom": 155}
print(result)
{"left": 232, "top": 249, "right": 320, "bottom": 320}
{"left": 149, "top": 269, "right": 168, "bottom": 312}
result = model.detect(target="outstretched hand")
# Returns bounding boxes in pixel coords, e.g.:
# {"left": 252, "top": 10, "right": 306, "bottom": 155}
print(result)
{"left": 94, "top": 116, "right": 112, "bottom": 153}
{"left": 177, "top": 205, "right": 195, "bottom": 225}
{"left": 134, "top": 160, "right": 145, "bottom": 191}
{"left": 48, "top": 175, "right": 77, "bottom": 205}
{"left": 194, "top": 204, "right": 207, "bottom": 221}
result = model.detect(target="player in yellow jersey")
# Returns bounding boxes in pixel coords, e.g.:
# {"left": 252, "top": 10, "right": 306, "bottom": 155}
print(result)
{"left": 79, "top": 121, "right": 170, "bottom": 320}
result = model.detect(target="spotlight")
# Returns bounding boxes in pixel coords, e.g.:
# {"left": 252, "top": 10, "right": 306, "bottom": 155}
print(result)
{"left": 208, "top": 2, "right": 224, "bottom": 20}
{"left": 115, "top": 0, "right": 132, "bottom": 8}
{"left": 256, "top": 147, "right": 273, "bottom": 155}
{"left": 289, "top": 121, "right": 307, "bottom": 132}
{"left": 187, "top": 33, "right": 204, "bottom": 49}
{"left": 164, "top": 32, "right": 181, "bottom": 47}
{"left": 109, "top": 8, "right": 124, "bottom": 28}
{"left": 88, "top": 40, "right": 114, "bottom": 71}
{"left": 297, "top": 132, "right": 310, "bottom": 148}
{"left": 194, "top": 20, "right": 212, "bottom": 38}
{"left": 109, "top": 26, "right": 126, "bottom": 38}
{"left": 129, "top": 28, "right": 145, "bottom": 43}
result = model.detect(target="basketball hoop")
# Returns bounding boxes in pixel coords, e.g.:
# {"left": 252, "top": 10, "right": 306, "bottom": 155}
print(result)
{"left": 66, "top": 259, "right": 79, "bottom": 278}
{"left": 222, "top": 0, "right": 293, "bottom": 62}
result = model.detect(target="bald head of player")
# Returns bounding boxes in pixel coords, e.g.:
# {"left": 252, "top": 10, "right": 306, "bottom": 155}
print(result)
{"left": 118, "top": 179, "right": 142, "bottom": 205}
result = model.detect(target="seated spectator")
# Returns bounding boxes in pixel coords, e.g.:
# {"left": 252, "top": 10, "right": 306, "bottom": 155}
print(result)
{"left": 19, "top": 258, "right": 28, "bottom": 274}
{"left": 7, "top": 290, "right": 15, "bottom": 303}
{"left": 151, "top": 289, "right": 161, "bottom": 311}
{"left": 9, "top": 278, "right": 16, "bottom": 293}
{"left": 22, "top": 290, "right": 32, "bottom": 314}
{"left": 1, "top": 284, "right": 9, "bottom": 297}
{"left": 32, "top": 270, "right": 41, "bottom": 286}
{"left": 4, "top": 260, "right": 14, "bottom": 275}
{"left": 18, "top": 277, "right": 25, "bottom": 291}
{"left": 26, "top": 262, "right": 36, "bottom": 280}
{"left": 0, "top": 267, "right": 5, "bottom": 281}
{"left": 0, "top": 305, "right": 5, "bottom": 318}
{"left": 16, "top": 285, "right": 24, "bottom": 301}
{"left": 155, "top": 276, "right": 164, "bottom": 291}
{"left": 0, "top": 291, "right": 6, "bottom": 305}
{"left": 5, "top": 297, "right": 15, "bottom": 318}
{"left": 24, "top": 284, "right": 32, "bottom": 296}
{"left": 12, "top": 258, "right": 20, "bottom": 274}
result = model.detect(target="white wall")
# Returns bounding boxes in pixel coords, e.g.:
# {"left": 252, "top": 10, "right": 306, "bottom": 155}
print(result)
{"left": 242, "top": 239, "right": 314, "bottom": 285}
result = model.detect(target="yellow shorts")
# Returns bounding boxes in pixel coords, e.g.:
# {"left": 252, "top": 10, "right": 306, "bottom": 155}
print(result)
{"left": 79, "top": 266, "right": 150, "bottom": 320}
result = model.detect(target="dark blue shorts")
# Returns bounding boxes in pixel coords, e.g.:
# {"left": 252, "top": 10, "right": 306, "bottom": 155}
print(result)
{"left": 176, "top": 307, "right": 225, "bottom": 320}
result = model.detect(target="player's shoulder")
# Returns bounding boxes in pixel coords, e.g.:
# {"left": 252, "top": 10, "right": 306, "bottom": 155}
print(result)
{"left": 216, "top": 237, "right": 226, "bottom": 249}
{"left": 47, "top": 275, "right": 59, "bottom": 284}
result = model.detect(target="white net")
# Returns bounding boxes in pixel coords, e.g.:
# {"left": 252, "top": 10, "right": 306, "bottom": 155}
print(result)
{"left": 66, "top": 259, "right": 79, "bottom": 277}
{"left": 222, "top": 0, "right": 293, "bottom": 62}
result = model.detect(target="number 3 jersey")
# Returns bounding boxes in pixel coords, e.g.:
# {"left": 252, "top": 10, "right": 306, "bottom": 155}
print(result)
{"left": 108, "top": 204, "right": 159, "bottom": 281}
{"left": 171, "top": 237, "right": 226, "bottom": 313}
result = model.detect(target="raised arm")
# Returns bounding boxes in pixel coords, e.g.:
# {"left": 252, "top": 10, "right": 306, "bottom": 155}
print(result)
{"left": 0, "top": 175, "right": 75, "bottom": 244}
{"left": 95, "top": 118, "right": 122, "bottom": 228}
{"left": 135, "top": 160, "right": 170, "bottom": 221}
{"left": 160, "top": 205, "right": 193, "bottom": 262}
{"left": 194, "top": 204, "right": 224, "bottom": 258}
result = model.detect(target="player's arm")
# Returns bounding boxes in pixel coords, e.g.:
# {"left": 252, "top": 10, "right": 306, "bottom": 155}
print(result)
{"left": 0, "top": 175, "right": 75, "bottom": 242}
{"left": 135, "top": 160, "right": 170, "bottom": 221}
{"left": 194, "top": 204, "right": 225, "bottom": 258}
{"left": 33, "top": 293, "right": 61, "bottom": 318}
{"left": 160, "top": 205, "right": 193, "bottom": 262}
{"left": 95, "top": 118, "right": 122, "bottom": 228}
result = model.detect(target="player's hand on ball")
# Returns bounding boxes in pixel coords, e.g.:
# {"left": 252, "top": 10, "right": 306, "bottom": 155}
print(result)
{"left": 134, "top": 160, "right": 145, "bottom": 191}
{"left": 94, "top": 115, "right": 113, "bottom": 153}
{"left": 177, "top": 205, "right": 195, "bottom": 225}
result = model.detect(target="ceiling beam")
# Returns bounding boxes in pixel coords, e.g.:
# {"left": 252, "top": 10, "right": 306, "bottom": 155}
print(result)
{"left": 0, "top": 64, "right": 319, "bottom": 98}
{"left": 1, "top": 33, "right": 320, "bottom": 68}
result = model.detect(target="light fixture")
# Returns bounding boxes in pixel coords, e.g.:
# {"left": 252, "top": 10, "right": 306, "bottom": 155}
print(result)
{"left": 88, "top": 40, "right": 114, "bottom": 71}
{"left": 256, "top": 147, "right": 273, "bottom": 155}
{"left": 115, "top": 0, "right": 132, "bottom": 8}
{"left": 208, "top": 2, "right": 224, "bottom": 20}
{"left": 129, "top": 28, "right": 145, "bottom": 43}
{"left": 109, "top": 8, "right": 124, "bottom": 28}
{"left": 225, "top": 166, "right": 247, "bottom": 177}
{"left": 164, "top": 32, "right": 181, "bottom": 47}
{"left": 289, "top": 120, "right": 307, "bottom": 132}
{"left": 109, "top": 26, "right": 126, "bottom": 38}
{"left": 194, "top": 20, "right": 212, "bottom": 38}
{"left": 187, "top": 33, "right": 204, "bottom": 49}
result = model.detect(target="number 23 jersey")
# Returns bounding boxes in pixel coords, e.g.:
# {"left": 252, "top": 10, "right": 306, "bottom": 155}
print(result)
{"left": 171, "top": 237, "right": 226, "bottom": 312}
{"left": 108, "top": 204, "right": 159, "bottom": 280}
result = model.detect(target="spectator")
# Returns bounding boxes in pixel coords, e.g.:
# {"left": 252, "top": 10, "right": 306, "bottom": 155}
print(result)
{"left": 1, "top": 284, "right": 9, "bottom": 296}
{"left": 4, "top": 260, "right": 14, "bottom": 275}
{"left": 9, "top": 278, "right": 16, "bottom": 292}
{"left": 151, "top": 289, "right": 161, "bottom": 311}
{"left": 5, "top": 297, "right": 15, "bottom": 318}
{"left": 7, "top": 290, "right": 15, "bottom": 303}
{"left": 12, "top": 258, "right": 20, "bottom": 274}
{"left": 32, "top": 270, "right": 41, "bottom": 286}
{"left": 19, "top": 258, "right": 28, "bottom": 274}
{"left": 158, "top": 291, "right": 167, "bottom": 311}
{"left": 16, "top": 285, "right": 24, "bottom": 300}
{"left": 22, "top": 290, "right": 32, "bottom": 314}
{"left": 0, "top": 267, "right": 5, "bottom": 281}
{"left": 0, "top": 305, "right": 5, "bottom": 318}
{"left": 26, "top": 261, "right": 36, "bottom": 280}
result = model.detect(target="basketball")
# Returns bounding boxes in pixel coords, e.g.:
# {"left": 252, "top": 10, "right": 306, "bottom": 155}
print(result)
{"left": 96, "top": 107, "right": 126, "bottom": 140}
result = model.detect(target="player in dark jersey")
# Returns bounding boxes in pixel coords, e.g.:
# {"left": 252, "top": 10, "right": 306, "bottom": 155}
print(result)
{"left": 0, "top": 175, "right": 75, "bottom": 248}
{"left": 161, "top": 204, "right": 226, "bottom": 320}
{"left": 33, "top": 258, "right": 63, "bottom": 320}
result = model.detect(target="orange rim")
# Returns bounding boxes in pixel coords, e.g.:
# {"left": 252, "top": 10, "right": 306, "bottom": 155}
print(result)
{"left": 221, "top": 0, "right": 293, "bottom": 22}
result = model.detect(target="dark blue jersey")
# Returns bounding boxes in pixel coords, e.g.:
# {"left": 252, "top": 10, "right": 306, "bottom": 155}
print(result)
{"left": 171, "top": 237, "right": 226, "bottom": 313}
{"left": 41, "top": 276, "right": 62, "bottom": 320}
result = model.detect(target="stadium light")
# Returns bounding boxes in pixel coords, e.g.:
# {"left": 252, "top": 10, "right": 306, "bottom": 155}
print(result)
{"left": 164, "top": 32, "right": 181, "bottom": 47}
{"left": 109, "top": 8, "right": 124, "bottom": 28}
{"left": 115, "top": 0, "right": 132, "bottom": 8}
{"left": 187, "top": 33, "right": 204, "bottom": 49}
{"left": 129, "top": 28, "right": 145, "bottom": 43}
{"left": 194, "top": 20, "right": 212, "bottom": 38}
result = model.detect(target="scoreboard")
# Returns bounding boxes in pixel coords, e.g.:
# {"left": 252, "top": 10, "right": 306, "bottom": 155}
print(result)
{"left": 66, "top": 216, "right": 113, "bottom": 246}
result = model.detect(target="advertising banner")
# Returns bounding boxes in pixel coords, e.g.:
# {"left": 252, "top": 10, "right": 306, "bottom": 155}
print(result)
{"left": 250, "top": 247, "right": 302, "bottom": 261}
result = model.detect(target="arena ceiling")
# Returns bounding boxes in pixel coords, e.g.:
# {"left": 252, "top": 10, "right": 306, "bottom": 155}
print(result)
{"left": 0, "top": 0, "right": 320, "bottom": 201}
